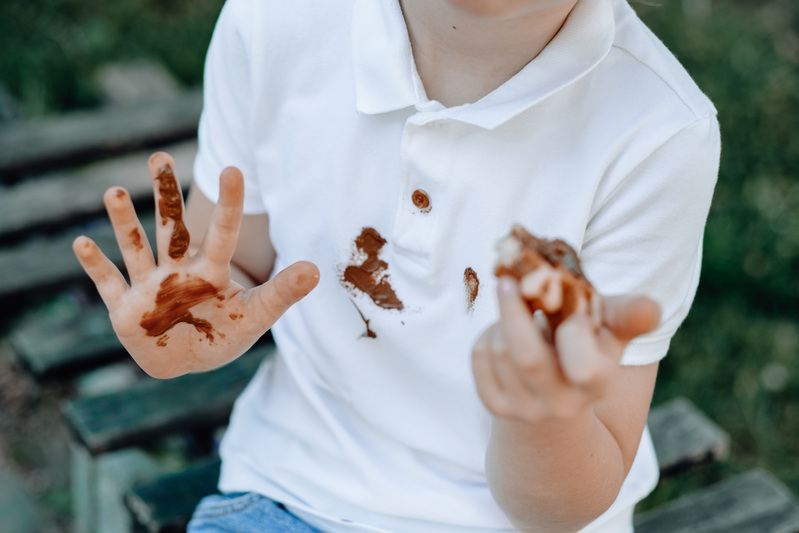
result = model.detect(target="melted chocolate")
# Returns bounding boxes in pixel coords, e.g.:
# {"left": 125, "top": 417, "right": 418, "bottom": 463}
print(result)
{"left": 351, "top": 300, "right": 377, "bottom": 339}
{"left": 412, "top": 189, "right": 431, "bottom": 213}
{"left": 155, "top": 165, "right": 190, "bottom": 259}
{"left": 140, "top": 273, "right": 220, "bottom": 343}
{"left": 499, "top": 225, "right": 585, "bottom": 279}
{"left": 495, "top": 224, "right": 597, "bottom": 330}
{"left": 464, "top": 267, "right": 479, "bottom": 312}
{"left": 129, "top": 228, "right": 144, "bottom": 252}
{"left": 342, "top": 228, "right": 404, "bottom": 310}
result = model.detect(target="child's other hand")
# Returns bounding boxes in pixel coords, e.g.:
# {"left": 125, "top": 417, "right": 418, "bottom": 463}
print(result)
{"left": 471, "top": 277, "right": 659, "bottom": 423}
{"left": 73, "top": 152, "right": 319, "bottom": 379}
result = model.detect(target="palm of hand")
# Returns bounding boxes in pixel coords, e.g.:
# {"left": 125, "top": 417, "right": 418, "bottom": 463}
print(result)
{"left": 106, "top": 265, "right": 257, "bottom": 378}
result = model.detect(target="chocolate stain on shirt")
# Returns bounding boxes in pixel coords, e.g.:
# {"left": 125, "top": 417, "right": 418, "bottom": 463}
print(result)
{"left": 129, "top": 228, "right": 144, "bottom": 252}
{"left": 155, "top": 165, "right": 190, "bottom": 259}
{"left": 412, "top": 190, "right": 431, "bottom": 213}
{"left": 464, "top": 267, "right": 479, "bottom": 312}
{"left": 351, "top": 300, "right": 377, "bottom": 339}
{"left": 140, "top": 273, "right": 220, "bottom": 345}
{"left": 341, "top": 227, "right": 404, "bottom": 311}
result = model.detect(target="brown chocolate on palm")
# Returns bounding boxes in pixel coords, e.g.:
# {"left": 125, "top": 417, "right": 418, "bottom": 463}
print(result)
{"left": 494, "top": 224, "right": 601, "bottom": 330}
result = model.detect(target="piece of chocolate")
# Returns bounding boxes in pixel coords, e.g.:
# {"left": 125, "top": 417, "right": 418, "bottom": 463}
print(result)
{"left": 494, "top": 224, "right": 601, "bottom": 330}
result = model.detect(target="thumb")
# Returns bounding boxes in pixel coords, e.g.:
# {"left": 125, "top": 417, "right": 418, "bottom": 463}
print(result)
{"left": 601, "top": 295, "right": 661, "bottom": 343}
{"left": 250, "top": 261, "right": 320, "bottom": 326}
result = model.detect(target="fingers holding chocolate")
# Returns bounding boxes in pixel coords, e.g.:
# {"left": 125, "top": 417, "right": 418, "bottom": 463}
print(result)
{"left": 148, "top": 152, "right": 191, "bottom": 264}
{"left": 494, "top": 224, "right": 601, "bottom": 331}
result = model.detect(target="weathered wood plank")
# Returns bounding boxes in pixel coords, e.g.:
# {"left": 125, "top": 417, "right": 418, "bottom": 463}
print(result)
{"left": 647, "top": 397, "right": 730, "bottom": 477}
{"left": 0, "top": 140, "right": 196, "bottom": 242}
{"left": 635, "top": 469, "right": 799, "bottom": 533}
{"left": 0, "top": 214, "right": 155, "bottom": 302}
{"left": 0, "top": 90, "right": 202, "bottom": 178}
{"left": 96, "top": 60, "right": 180, "bottom": 107}
{"left": 62, "top": 345, "right": 272, "bottom": 455}
{"left": 125, "top": 458, "right": 221, "bottom": 533}
{"left": 10, "top": 294, "right": 125, "bottom": 380}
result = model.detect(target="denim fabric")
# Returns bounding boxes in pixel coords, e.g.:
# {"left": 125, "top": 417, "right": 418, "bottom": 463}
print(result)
{"left": 187, "top": 492, "right": 323, "bottom": 533}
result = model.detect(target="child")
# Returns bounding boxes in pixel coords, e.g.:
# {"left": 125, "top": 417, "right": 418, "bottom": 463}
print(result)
{"left": 73, "top": 0, "right": 720, "bottom": 531}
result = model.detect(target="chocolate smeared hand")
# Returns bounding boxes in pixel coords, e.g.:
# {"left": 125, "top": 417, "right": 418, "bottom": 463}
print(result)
{"left": 140, "top": 273, "right": 223, "bottom": 345}
{"left": 494, "top": 224, "right": 601, "bottom": 331}
{"left": 341, "top": 227, "right": 404, "bottom": 310}
{"left": 155, "top": 165, "right": 190, "bottom": 259}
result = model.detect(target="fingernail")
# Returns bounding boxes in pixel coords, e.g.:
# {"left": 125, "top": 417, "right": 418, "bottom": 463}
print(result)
{"left": 498, "top": 277, "right": 515, "bottom": 294}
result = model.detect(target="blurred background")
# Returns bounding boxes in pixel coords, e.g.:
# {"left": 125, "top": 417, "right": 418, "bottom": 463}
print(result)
{"left": 0, "top": 0, "right": 797, "bottom": 530}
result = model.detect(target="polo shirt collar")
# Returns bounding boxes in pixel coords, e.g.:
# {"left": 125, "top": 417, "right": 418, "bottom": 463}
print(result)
{"left": 351, "top": 0, "right": 616, "bottom": 129}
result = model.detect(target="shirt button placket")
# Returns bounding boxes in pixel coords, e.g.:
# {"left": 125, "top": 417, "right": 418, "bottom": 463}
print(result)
{"left": 392, "top": 116, "right": 450, "bottom": 262}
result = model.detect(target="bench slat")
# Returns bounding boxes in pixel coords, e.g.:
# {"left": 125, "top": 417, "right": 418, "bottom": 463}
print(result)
{"left": 647, "top": 397, "right": 730, "bottom": 477}
{"left": 11, "top": 295, "right": 124, "bottom": 380}
{"left": 635, "top": 469, "right": 799, "bottom": 533}
{"left": 0, "top": 91, "right": 202, "bottom": 178}
{"left": 0, "top": 140, "right": 195, "bottom": 242}
{"left": 0, "top": 214, "right": 155, "bottom": 302}
{"left": 62, "top": 345, "right": 272, "bottom": 455}
{"left": 125, "top": 458, "right": 221, "bottom": 533}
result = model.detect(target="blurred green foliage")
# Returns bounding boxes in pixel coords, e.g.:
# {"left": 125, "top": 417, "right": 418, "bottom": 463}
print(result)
{"left": 637, "top": 0, "right": 799, "bottom": 313}
{"left": 0, "top": 0, "right": 224, "bottom": 116}
{"left": 632, "top": 0, "right": 799, "bottom": 506}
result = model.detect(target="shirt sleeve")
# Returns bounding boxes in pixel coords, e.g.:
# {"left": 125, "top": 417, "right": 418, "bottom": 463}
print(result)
{"left": 193, "top": 0, "right": 267, "bottom": 214}
{"left": 581, "top": 113, "right": 721, "bottom": 366}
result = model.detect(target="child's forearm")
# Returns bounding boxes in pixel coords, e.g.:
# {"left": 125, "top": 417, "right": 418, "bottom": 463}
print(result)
{"left": 485, "top": 407, "right": 625, "bottom": 533}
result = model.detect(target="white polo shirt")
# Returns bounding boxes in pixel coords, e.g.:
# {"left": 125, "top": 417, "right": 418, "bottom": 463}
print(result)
{"left": 193, "top": 0, "right": 720, "bottom": 531}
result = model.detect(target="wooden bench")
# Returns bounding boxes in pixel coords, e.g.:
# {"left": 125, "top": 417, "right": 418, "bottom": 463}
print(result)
{"left": 64, "top": 343, "right": 272, "bottom": 533}
{"left": 635, "top": 469, "right": 799, "bottom": 533}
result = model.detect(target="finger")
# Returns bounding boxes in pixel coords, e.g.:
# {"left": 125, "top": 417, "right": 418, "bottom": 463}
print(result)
{"left": 247, "top": 261, "right": 320, "bottom": 329}
{"left": 103, "top": 187, "right": 155, "bottom": 283}
{"left": 497, "top": 277, "right": 557, "bottom": 381}
{"left": 472, "top": 327, "right": 512, "bottom": 418}
{"left": 555, "top": 314, "right": 615, "bottom": 396}
{"left": 148, "top": 152, "right": 190, "bottom": 264}
{"left": 199, "top": 167, "right": 244, "bottom": 271}
{"left": 602, "top": 295, "right": 661, "bottom": 343}
{"left": 73, "top": 235, "right": 128, "bottom": 308}
{"left": 489, "top": 325, "right": 542, "bottom": 415}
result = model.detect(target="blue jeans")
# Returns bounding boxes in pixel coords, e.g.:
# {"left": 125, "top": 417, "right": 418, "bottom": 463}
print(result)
{"left": 187, "top": 492, "right": 323, "bottom": 533}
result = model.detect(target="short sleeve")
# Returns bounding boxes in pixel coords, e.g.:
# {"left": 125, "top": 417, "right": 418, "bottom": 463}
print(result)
{"left": 193, "top": 0, "right": 267, "bottom": 214}
{"left": 581, "top": 114, "right": 721, "bottom": 366}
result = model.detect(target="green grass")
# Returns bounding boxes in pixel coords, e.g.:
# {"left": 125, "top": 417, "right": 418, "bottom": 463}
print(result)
{"left": 0, "top": 0, "right": 224, "bottom": 116}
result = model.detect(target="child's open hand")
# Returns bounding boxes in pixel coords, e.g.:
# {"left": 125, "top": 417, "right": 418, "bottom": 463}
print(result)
{"left": 73, "top": 152, "right": 319, "bottom": 379}
{"left": 472, "top": 277, "right": 659, "bottom": 424}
